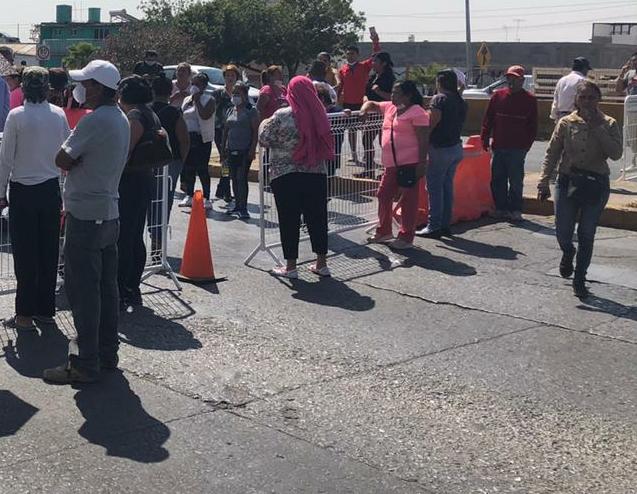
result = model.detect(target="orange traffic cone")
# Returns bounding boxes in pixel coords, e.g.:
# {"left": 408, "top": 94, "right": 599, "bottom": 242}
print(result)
{"left": 178, "top": 190, "right": 225, "bottom": 283}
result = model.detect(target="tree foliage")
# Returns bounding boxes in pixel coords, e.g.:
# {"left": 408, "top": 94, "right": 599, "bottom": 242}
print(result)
{"left": 63, "top": 42, "right": 98, "bottom": 69}
{"left": 158, "top": 0, "right": 364, "bottom": 76}
{"left": 99, "top": 21, "right": 204, "bottom": 75}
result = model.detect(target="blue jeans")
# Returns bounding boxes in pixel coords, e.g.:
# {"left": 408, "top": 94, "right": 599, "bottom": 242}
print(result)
{"left": 426, "top": 143, "right": 464, "bottom": 230}
{"left": 490, "top": 148, "right": 527, "bottom": 212}
{"left": 555, "top": 174, "right": 610, "bottom": 280}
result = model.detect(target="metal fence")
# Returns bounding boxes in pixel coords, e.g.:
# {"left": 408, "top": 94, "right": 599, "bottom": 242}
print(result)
{"left": 0, "top": 163, "right": 180, "bottom": 294}
{"left": 245, "top": 111, "right": 384, "bottom": 266}
{"left": 620, "top": 95, "right": 637, "bottom": 181}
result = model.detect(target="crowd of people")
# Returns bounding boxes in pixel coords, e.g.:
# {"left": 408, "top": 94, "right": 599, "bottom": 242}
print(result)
{"left": 0, "top": 38, "right": 630, "bottom": 383}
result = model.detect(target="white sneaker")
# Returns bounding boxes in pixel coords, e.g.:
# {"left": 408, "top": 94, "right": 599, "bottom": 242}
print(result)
{"left": 204, "top": 199, "right": 213, "bottom": 210}
{"left": 178, "top": 196, "right": 192, "bottom": 207}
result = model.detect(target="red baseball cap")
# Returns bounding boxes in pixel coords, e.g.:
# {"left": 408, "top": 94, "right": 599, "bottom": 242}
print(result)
{"left": 505, "top": 65, "right": 525, "bottom": 79}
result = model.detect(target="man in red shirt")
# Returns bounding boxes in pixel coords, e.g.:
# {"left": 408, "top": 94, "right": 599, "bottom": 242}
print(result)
{"left": 481, "top": 65, "right": 537, "bottom": 222}
{"left": 337, "top": 32, "right": 381, "bottom": 164}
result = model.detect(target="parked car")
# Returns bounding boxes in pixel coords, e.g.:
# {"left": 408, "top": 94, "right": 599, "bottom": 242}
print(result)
{"left": 162, "top": 64, "right": 260, "bottom": 104}
{"left": 462, "top": 75, "right": 534, "bottom": 99}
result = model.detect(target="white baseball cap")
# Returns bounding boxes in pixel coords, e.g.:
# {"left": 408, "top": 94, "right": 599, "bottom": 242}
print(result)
{"left": 69, "top": 60, "right": 121, "bottom": 90}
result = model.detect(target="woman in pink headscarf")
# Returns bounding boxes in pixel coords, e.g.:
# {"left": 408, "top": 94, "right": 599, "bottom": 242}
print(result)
{"left": 259, "top": 75, "right": 334, "bottom": 278}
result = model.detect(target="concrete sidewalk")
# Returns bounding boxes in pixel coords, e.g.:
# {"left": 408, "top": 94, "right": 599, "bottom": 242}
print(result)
{"left": 0, "top": 190, "right": 635, "bottom": 493}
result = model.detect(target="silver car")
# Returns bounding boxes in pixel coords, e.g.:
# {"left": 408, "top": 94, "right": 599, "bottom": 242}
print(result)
{"left": 463, "top": 75, "right": 535, "bottom": 99}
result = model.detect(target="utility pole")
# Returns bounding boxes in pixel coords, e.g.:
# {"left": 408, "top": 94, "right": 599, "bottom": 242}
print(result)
{"left": 513, "top": 18, "right": 524, "bottom": 42}
{"left": 465, "top": 0, "right": 472, "bottom": 83}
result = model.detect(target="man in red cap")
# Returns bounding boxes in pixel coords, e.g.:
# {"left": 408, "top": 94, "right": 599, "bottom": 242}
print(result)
{"left": 481, "top": 65, "right": 537, "bottom": 222}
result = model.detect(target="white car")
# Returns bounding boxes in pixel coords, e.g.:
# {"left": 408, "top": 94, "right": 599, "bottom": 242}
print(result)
{"left": 462, "top": 75, "right": 534, "bottom": 99}
{"left": 162, "top": 64, "right": 260, "bottom": 104}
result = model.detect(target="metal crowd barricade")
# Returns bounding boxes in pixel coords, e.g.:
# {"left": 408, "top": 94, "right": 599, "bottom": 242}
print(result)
{"left": 245, "top": 111, "right": 384, "bottom": 266}
{"left": 0, "top": 148, "right": 180, "bottom": 293}
{"left": 620, "top": 95, "right": 637, "bottom": 181}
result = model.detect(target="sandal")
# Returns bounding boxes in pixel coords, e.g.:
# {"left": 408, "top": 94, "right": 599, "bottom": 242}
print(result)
{"left": 367, "top": 234, "right": 393, "bottom": 244}
{"left": 271, "top": 266, "right": 299, "bottom": 279}
{"left": 309, "top": 264, "right": 331, "bottom": 277}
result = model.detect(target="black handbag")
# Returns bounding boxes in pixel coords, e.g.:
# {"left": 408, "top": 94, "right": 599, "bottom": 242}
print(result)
{"left": 391, "top": 117, "right": 418, "bottom": 188}
{"left": 567, "top": 168, "right": 605, "bottom": 205}
{"left": 127, "top": 109, "right": 173, "bottom": 171}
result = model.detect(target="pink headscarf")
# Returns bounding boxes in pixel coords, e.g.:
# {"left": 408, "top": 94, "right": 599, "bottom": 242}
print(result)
{"left": 287, "top": 76, "right": 334, "bottom": 167}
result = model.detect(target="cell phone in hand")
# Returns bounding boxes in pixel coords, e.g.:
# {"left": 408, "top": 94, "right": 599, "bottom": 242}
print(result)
{"left": 369, "top": 26, "right": 377, "bottom": 38}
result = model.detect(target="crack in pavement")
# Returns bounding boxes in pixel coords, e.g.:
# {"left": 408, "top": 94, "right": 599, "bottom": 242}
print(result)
{"left": 351, "top": 279, "right": 637, "bottom": 346}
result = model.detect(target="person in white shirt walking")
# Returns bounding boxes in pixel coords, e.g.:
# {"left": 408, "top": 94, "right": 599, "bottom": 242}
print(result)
{"left": 0, "top": 67, "right": 70, "bottom": 331}
{"left": 551, "top": 57, "right": 591, "bottom": 121}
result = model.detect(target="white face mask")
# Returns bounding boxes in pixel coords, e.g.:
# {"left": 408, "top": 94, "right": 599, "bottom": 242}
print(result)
{"left": 189, "top": 85, "right": 200, "bottom": 95}
{"left": 231, "top": 95, "right": 243, "bottom": 106}
{"left": 72, "top": 84, "right": 86, "bottom": 104}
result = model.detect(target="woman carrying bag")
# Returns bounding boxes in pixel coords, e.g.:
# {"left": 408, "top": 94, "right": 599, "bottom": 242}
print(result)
{"left": 537, "top": 80, "right": 622, "bottom": 298}
{"left": 361, "top": 80, "right": 430, "bottom": 250}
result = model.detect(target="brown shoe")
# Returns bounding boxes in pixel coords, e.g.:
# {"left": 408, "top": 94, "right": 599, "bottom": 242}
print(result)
{"left": 43, "top": 365, "right": 98, "bottom": 384}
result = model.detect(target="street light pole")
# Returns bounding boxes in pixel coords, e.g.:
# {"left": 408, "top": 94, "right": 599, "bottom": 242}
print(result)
{"left": 465, "top": 0, "right": 472, "bottom": 83}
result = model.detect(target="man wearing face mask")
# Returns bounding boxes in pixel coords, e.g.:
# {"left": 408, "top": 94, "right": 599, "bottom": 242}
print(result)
{"left": 481, "top": 65, "right": 537, "bottom": 222}
{"left": 44, "top": 60, "right": 130, "bottom": 384}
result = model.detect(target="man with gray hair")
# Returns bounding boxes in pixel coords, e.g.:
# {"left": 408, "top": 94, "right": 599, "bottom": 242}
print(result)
{"left": 44, "top": 60, "right": 130, "bottom": 384}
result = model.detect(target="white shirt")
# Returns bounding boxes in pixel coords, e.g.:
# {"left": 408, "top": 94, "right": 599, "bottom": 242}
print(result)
{"left": 0, "top": 102, "right": 70, "bottom": 199}
{"left": 551, "top": 71, "right": 586, "bottom": 120}
{"left": 182, "top": 93, "right": 215, "bottom": 143}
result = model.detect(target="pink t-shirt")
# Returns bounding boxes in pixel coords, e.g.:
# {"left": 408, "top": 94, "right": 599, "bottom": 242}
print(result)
{"left": 379, "top": 101, "right": 429, "bottom": 167}
{"left": 9, "top": 87, "right": 24, "bottom": 109}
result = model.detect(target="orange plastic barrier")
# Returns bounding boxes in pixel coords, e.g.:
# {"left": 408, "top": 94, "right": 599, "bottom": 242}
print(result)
{"left": 396, "top": 135, "right": 494, "bottom": 226}
{"left": 178, "top": 190, "right": 225, "bottom": 282}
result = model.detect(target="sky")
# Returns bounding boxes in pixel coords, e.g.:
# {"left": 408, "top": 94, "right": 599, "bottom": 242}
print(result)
{"left": 1, "top": 0, "right": 636, "bottom": 43}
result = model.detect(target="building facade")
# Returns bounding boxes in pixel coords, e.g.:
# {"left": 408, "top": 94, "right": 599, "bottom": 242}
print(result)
{"left": 592, "top": 23, "right": 637, "bottom": 46}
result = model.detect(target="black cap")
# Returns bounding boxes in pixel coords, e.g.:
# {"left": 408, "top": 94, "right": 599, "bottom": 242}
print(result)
{"left": 573, "top": 57, "right": 592, "bottom": 71}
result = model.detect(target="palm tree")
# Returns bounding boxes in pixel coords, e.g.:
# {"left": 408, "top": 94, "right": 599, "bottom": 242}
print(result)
{"left": 63, "top": 42, "right": 98, "bottom": 69}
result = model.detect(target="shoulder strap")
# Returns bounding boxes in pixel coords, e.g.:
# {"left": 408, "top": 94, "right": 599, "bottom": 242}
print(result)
{"left": 390, "top": 116, "right": 399, "bottom": 166}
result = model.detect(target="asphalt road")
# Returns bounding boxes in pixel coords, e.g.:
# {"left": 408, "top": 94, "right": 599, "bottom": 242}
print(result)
{"left": 0, "top": 184, "right": 636, "bottom": 493}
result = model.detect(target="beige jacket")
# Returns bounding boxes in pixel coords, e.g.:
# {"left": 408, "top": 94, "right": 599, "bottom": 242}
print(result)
{"left": 538, "top": 112, "right": 623, "bottom": 188}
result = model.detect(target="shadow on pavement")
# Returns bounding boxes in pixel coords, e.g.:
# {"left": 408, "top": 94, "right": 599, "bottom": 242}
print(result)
{"left": 0, "top": 389, "right": 39, "bottom": 438}
{"left": 276, "top": 276, "right": 375, "bottom": 311}
{"left": 438, "top": 235, "right": 523, "bottom": 260}
{"left": 577, "top": 294, "right": 637, "bottom": 322}
{"left": 74, "top": 370, "right": 170, "bottom": 463}
{"left": 3, "top": 323, "right": 69, "bottom": 379}
{"left": 118, "top": 305, "right": 202, "bottom": 351}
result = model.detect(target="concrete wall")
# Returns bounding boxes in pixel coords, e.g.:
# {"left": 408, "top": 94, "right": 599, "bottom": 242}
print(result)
{"left": 359, "top": 41, "right": 636, "bottom": 74}
{"left": 425, "top": 97, "right": 625, "bottom": 140}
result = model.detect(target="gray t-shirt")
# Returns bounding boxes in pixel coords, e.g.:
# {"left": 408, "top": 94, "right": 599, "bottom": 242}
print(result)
{"left": 62, "top": 105, "right": 130, "bottom": 221}
{"left": 226, "top": 106, "right": 258, "bottom": 151}
{"left": 624, "top": 69, "right": 637, "bottom": 96}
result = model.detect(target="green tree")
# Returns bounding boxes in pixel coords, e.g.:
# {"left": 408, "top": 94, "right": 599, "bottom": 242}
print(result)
{"left": 139, "top": 0, "right": 193, "bottom": 23}
{"left": 174, "top": 0, "right": 364, "bottom": 76}
{"left": 63, "top": 42, "right": 98, "bottom": 69}
{"left": 99, "top": 21, "right": 204, "bottom": 75}
{"left": 406, "top": 63, "right": 445, "bottom": 95}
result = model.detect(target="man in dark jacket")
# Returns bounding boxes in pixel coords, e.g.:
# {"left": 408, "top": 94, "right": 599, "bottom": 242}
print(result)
{"left": 481, "top": 65, "right": 537, "bottom": 222}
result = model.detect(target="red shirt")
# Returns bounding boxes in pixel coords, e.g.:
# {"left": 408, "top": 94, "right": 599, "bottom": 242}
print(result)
{"left": 338, "top": 40, "right": 381, "bottom": 106}
{"left": 480, "top": 88, "right": 538, "bottom": 150}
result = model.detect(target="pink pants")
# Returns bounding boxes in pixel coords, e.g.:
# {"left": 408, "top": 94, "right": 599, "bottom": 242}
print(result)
{"left": 376, "top": 167, "right": 421, "bottom": 243}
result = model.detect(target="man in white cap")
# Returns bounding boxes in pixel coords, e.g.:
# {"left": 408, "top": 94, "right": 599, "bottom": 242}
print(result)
{"left": 44, "top": 60, "right": 130, "bottom": 384}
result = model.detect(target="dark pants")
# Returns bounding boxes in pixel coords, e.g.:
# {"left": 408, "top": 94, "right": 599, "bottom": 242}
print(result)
{"left": 214, "top": 130, "right": 232, "bottom": 199}
{"left": 490, "top": 148, "right": 527, "bottom": 212}
{"left": 271, "top": 173, "right": 328, "bottom": 260}
{"left": 363, "top": 128, "right": 380, "bottom": 170}
{"left": 555, "top": 174, "right": 610, "bottom": 281}
{"left": 118, "top": 172, "right": 153, "bottom": 305}
{"left": 327, "top": 131, "right": 345, "bottom": 197}
{"left": 65, "top": 214, "right": 119, "bottom": 376}
{"left": 9, "top": 179, "right": 61, "bottom": 318}
{"left": 182, "top": 133, "right": 212, "bottom": 199}
{"left": 148, "top": 160, "right": 182, "bottom": 244}
{"left": 228, "top": 150, "right": 250, "bottom": 213}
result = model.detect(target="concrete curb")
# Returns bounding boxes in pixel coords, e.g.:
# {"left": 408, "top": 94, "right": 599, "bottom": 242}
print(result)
{"left": 209, "top": 163, "right": 637, "bottom": 232}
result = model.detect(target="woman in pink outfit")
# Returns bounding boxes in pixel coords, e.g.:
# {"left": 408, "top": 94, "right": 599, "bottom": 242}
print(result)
{"left": 360, "top": 80, "right": 430, "bottom": 249}
{"left": 3, "top": 66, "right": 24, "bottom": 109}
